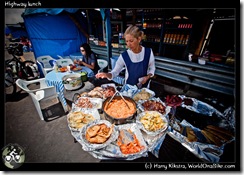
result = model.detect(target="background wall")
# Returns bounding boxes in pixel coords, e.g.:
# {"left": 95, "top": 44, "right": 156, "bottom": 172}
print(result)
{"left": 5, "top": 8, "right": 25, "bottom": 25}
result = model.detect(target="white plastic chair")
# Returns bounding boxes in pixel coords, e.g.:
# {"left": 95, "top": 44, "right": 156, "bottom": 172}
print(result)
{"left": 57, "top": 55, "right": 71, "bottom": 59}
{"left": 97, "top": 59, "right": 108, "bottom": 73}
{"left": 16, "top": 78, "right": 68, "bottom": 120}
{"left": 36, "top": 55, "right": 56, "bottom": 76}
{"left": 36, "top": 60, "right": 51, "bottom": 77}
{"left": 57, "top": 55, "right": 64, "bottom": 59}
{"left": 55, "top": 58, "right": 74, "bottom": 67}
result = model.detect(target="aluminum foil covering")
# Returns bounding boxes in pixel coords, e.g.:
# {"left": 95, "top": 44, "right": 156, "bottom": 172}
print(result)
{"left": 72, "top": 97, "right": 103, "bottom": 111}
{"left": 168, "top": 95, "right": 235, "bottom": 163}
{"left": 68, "top": 93, "right": 235, "bottom": 162}
{"left": 137, "top": 97, "right": 171, "bottom": 114}
{"left": 136, "top": 111, "right": 169, "bottom": 136}
{"left": 67, "top": 108, "right": 101, "bottom": 132}
{"left": 140, "top": 129, "right": 167, "bottom": 158}
{"left": 180, "top": 95, "right": 235, "bottom": 131}
{"left": 78, "top": 119, "right": 118, "bottom": 151}
{"left": 180, "top": 95, "right": 223, "bottom": 117}
{"left": 73, "top": 122, "right": 149, "bottom": 160}
{"left": 115, "top": 123, "right": 148, "bottom": 159}
{"left": 120, "top": 84, "right": 138, "bottom": 97}
{"left": 132, "top": 87, "right": 155, "bottom": 102}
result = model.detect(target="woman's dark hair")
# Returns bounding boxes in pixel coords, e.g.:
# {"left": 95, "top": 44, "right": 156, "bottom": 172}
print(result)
{"left": 80, "top": 43, "right": 92, "bottom": 56}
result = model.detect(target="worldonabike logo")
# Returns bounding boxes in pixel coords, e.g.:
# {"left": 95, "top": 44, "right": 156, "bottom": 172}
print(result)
{"left": 2, "top": 143, "right": 25, "bottom": 169}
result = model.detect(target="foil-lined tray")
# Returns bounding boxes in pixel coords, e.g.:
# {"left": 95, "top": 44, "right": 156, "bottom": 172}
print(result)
{"left": 68, "top": 93, "right": 235, "bottom": 162}
{"left": 67, "top": 108, "right": 101, "bottom": 132}
{"left": 78, "top": 119, "right": 118, "bottom": 151}
{"left": 72, "top": 97, "right": 103, "bottom": 110}
{"left": 120, "top": 84, "right": 138, "bottom": 97}
{"left": 136, "top": 111, "right": 169, "bottom": 136}
{"left": 114, "top": 123, "right": 148, "bottom": 159}
{"left": 73, "top": 122, "right": 149, "bottom": 160}
{"left": 137, "top": 97, "right": 171, "bottom": 115}
{"left": 132, "top": 88, "right": 155, "bottom": 102}
{"left": 180, "top": 95, "right": 224, "bottom": 117}
{"left": 168, "top": 95, "right": 235, "bottom": 162}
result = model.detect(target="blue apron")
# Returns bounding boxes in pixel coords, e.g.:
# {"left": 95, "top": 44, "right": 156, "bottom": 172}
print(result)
{"left": 122, "top": 47, "right": 151, "bottom": 87}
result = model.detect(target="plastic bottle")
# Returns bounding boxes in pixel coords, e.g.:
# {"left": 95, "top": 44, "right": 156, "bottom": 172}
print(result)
{"left": 53, "top": 61, "right": 58, "bottom": 72}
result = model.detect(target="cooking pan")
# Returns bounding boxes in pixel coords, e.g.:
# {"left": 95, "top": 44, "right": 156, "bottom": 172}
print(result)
{"left": 102, "top": 95, "right": 137, "bottom": 125}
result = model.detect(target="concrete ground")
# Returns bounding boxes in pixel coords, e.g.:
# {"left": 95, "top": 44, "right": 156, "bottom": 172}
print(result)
{"left": 3, "top": 50, "right": 237, "bottom": 170}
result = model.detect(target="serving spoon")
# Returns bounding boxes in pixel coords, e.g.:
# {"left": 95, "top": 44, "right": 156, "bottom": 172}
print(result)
{"left": 106, "top": 89, "right": 131, "bottom": 110}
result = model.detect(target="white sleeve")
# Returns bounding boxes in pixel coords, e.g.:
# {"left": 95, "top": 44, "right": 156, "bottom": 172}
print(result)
{"left": 109, "top": 55, "right": 126, "bottom": 79}
{"left": 147, "top": 49, "right": 156, "bottom": 76}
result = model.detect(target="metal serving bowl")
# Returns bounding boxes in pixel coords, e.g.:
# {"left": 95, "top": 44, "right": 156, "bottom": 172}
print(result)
{"left": 62, "top": 73, "right": 82, "bottom": 90}
{"left": 102, "top": 96, "right": 137, "bottom": 125}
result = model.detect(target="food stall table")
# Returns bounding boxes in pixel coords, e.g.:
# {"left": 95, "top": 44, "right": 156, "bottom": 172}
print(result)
{"left": 66, "top": 85, "right": 235, "bottom": 162}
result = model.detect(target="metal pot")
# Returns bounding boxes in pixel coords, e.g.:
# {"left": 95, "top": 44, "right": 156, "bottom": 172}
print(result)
{"left": 102, "top": 96, "right": 137, "bottom": 125}
{"left": 62, "top": 73, "right": 82, "bottom": 90}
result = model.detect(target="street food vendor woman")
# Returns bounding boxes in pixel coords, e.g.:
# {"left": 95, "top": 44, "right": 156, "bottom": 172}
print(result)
{"left": 96, "top": 25, "right": 156, "bottom": 88}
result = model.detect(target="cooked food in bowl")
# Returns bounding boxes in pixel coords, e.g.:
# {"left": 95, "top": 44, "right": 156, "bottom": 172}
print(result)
{"left": 139, "top": 111, "right": 166, "bottom": 132}
{"left": 74, "top": 97, "right": 102, "bottom": 109}
{"left": 136, "top": 111, "right": 168, "bottom": 135}
{"left": 85, "top": 123, "right": 114, "bottom": 144}
{"left": 117, "top": 129, "right": 145, "bottom": 154}
{"left": 67, "top": 111, "right": 95, "bottom": 131}
{"left": 142, "top": 100, "right": 166, "bottom": 114}
{"left": 104, "top": 97, "right": 136, "bottom": 119}
{"left": 62, "top": 73, "right": 82, "bottom": 90}
{"left": 133, "top": 88, "right": 154, "bottom": 102}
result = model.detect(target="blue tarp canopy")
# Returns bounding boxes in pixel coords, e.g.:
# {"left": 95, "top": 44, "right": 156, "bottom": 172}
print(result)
{"left": 22, "top": 8, "right": 88, "bottom": 59}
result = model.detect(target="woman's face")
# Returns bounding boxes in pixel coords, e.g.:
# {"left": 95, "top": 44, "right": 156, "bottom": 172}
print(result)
{"left": 125, "top": 34, "right": 141, "bottom": 51}
{"left": 80, "top": 47, "right": 86, "bottom": 55}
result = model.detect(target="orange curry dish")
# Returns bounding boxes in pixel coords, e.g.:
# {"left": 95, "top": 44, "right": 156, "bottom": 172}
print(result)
{"left": 104, "top": 99, "right": 136, "bottom": 119}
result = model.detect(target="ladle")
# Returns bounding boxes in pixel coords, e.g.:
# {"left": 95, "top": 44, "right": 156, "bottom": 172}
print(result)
{"left": 106, "top": 90, "right": 131, "bottom": 110}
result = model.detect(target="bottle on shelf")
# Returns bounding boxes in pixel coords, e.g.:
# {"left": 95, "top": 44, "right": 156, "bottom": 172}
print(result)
{"left": 167, "top": 32, "right": 171, "bottom": 43}
{"left": 163, "top": 31, "right": 168, "bottom": 43}
{"left": 172, "top": 33, "right": 177, "bottom": 44}
{"left": 175, "top": 32, "right": 181, "bottom": 44}
{"left": 184, "top": 34, "right": 190, "bottom": 45}
{"left": 179, "top": 33, "right": 185, "bottom": 45}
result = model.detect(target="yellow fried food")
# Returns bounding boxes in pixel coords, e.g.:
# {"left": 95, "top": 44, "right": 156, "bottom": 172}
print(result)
{"left": 68, "top": 111, "right": 95, "bottom": 130}
{"left": 140, "top": 112, "right": 166, "bottom": 132}
{"left": 85, "top": 123, "right": 113, "bottom": 144}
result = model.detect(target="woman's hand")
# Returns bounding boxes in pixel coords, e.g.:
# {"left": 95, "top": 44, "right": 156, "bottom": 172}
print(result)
{"left": 140, "top": 75, "right": 151, "bottom": 85}
{"left": 74, "top": 59, "right": 84, "bottom": 66}
{"left": 79, "top": 60, "right": 84, "bottom": 65}
{"left": 95, "top": 72, "right": 112, "bottom": 79}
